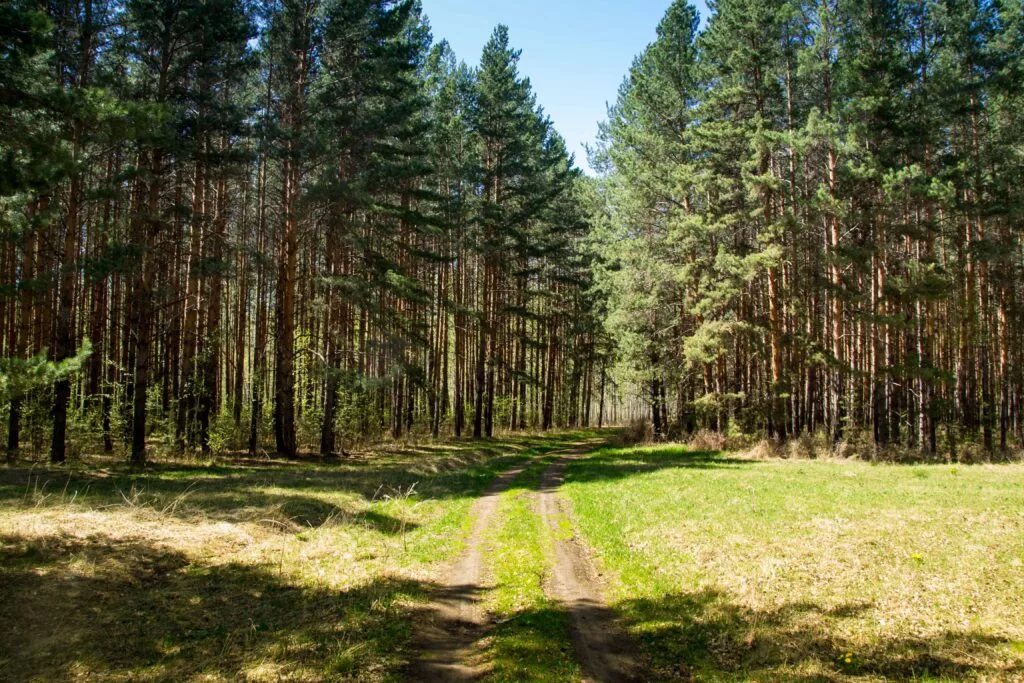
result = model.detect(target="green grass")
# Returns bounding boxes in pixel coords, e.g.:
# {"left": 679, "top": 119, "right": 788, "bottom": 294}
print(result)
{"left": 564, "top": 444, "right": 1024, "bottom": 682}
{"left": 9, "top": 434, "right": 1019, "bottom": 682}
{"left": 0, "top": 432, "right": 590, "bottom": 682}
{"left": 481, "top": 457, "right": 580, "bottom": 682}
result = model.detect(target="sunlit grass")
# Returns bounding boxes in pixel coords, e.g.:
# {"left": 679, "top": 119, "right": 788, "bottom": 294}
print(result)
{"left": 565, "top": 444, "right": 1024, "bottom": 682}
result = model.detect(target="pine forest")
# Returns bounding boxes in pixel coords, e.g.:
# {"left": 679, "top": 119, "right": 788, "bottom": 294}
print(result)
{"left": 1, "top": 0, "right": 1023, "bottom": 461}
{"left": 3, "top": 2, "right": 1024, "bottom": 681}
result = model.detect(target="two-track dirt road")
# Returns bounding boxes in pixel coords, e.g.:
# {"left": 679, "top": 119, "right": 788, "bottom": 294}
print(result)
{"left": 408, "top": 438, "right": 646, "bottom": 682}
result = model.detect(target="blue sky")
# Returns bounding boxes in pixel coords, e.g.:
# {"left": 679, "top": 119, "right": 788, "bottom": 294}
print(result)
{"left": 420, "top": 0, "right": 710, "bottom": 173}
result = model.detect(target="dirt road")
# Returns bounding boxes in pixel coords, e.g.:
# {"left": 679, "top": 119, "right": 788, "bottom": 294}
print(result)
{"left": 536, "top": 452, "right": 645, "bottom": 683}
{"left": 408, "top": 438, "right": 646, "bottom": 682}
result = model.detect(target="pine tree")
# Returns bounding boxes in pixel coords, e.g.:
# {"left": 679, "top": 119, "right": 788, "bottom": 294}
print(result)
{"left": 1, "top": 0, "right": 58, "bottom": 460}
{"left": 594, "top": 0, "right": 705, "bottom": 436}
{"left": 266, "top": 0, "right": 318, "bottom": 458}
{"left": 423, "top": 41, "right": 478, "bottom": 437}
{"left": 311, "top": 0, "right": 433, "bottom": 454}
{"left": 471, "top": 25, "right": 541, "bottom": 437}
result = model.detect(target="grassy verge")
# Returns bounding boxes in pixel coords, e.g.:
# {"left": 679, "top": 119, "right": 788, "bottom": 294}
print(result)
{"left": 481, "top": 456, "right": 580, "bottom": 682}
{"left": 564, "top": 444, "right": 1024, "bottom": 682}
{"left": 0, "top": 432, "right": 588, "bottom": 682}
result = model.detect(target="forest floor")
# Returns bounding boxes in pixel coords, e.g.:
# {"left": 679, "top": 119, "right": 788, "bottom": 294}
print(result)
{"left": 2, "top": 433, "right": 1023, "bottom": 682}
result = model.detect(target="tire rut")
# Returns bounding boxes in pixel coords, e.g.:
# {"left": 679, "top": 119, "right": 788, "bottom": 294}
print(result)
{"left": 537, "top": 452, "right": 647, "bottom": 683}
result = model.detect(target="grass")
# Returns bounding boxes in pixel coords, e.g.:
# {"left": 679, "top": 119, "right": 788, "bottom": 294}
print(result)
{"left": 481, "top": 457, "right": 580, "bottom": 682}
{"left": 0, "top": 431, "right": 587, "bottom": 682}
{"left": 564, "top": 444, "right": 1024, "bottom": 682}
{"left": 8, "top": 433, "right": 1022, "bottom": 682}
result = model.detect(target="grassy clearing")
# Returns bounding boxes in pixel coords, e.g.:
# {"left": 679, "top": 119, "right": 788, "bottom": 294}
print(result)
{"left": 0, "top": 432, "right": 586, "bottom": 682}
{"left": 564, "top": 444, "right": 1024, "bottom": 682}
{"left": 481, "top": 457, "right": 580, "bottom": 682}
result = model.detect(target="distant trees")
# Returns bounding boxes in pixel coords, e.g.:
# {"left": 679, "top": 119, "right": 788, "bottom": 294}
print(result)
{"left": 471, "top": 26, "right": 587, "bottom": 438}
{"left": 0, "top": 0, "right": 608, "bottom": 462}
{"left": 593, "top": 0, "right": 1024, "bottom": 454}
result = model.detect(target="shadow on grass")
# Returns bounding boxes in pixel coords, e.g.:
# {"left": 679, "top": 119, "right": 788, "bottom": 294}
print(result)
{"left": 617, "top": 587, "right": 1023, "bottom": 682}
{"left": 6, "top": 529, "right": 1012, "bottom": 683}
{"left": 481, "top": 605, "right": 583, "bottom": 682}
{"left": 0, "top": 531, "right": 438, "bottom": 682}
{"left": 0, "top": 432, "right": 611, "bottom": 681}
{"left": 407, "top": 590, "right": 623, "bottom": 682}
{"left": 0, "top": 432, "right": 603, "bottom": 526}
{"left": 564, "top": 445, "right": 755, "bottom": 488}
